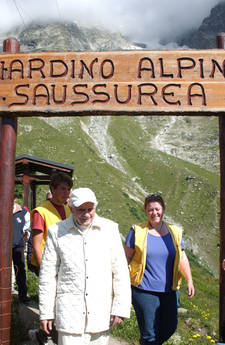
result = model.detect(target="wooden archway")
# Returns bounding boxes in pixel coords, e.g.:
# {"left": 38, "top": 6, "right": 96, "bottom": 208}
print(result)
{"left": 1, "top": 35, "right": 225, "bottom": 344}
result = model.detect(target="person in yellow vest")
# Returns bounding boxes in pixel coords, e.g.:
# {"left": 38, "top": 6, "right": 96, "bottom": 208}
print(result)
{"left": 124, "top": 193, "right": 194, "bottom": 345}
{"left": 28, "top": 171, "right": 73, "bottom": 345}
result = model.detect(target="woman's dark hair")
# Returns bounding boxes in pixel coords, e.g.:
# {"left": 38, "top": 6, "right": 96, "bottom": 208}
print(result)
{"left": 144, "top": 193, "right": 165, "bottom": 211}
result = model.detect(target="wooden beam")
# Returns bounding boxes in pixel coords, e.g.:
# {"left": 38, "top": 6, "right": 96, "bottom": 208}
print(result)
{"left": 16, "top": 175, "right": 51, "bottom": 181}
{"left": 0, "top": 50, "right": 225, "bottom": 116}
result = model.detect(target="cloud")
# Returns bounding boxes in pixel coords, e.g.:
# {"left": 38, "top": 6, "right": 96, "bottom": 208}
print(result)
{"left": 0, "top": 0, "right": 223, "bottom": 46}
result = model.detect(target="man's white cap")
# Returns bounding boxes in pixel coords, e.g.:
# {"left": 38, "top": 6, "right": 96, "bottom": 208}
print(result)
{"left": 69, "top": 188, "right": 98, "bottom": 207}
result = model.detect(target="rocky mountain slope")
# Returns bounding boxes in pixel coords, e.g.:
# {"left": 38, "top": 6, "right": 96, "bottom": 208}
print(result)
{"left": 178, "top": 1, "right": 225, "bottom": 48}
{"left": 0, "top": 15, "right": 222, "bottom": 275}
{"left": 0, "top": 20, "right": 220, "bottom": 174}
{"left": 0, "top": 22, "right": 139, "bottom": 52}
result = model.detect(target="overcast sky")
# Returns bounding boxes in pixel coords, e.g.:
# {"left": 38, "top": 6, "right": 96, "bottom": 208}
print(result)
{"left": 0, "top": 0, "right": 223, "bottom": 46}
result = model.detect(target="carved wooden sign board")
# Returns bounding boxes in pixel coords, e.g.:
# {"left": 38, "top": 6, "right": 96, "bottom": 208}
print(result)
{"left": 0, "top": 49, "right": 225, "bottom": 117}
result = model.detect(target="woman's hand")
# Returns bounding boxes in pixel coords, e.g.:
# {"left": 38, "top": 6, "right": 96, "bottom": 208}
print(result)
{"left": 40, "top": 319, "right": 53, "bottom": 335}
{"left": 187, "top": 280, "right": 195, "bottom": 298}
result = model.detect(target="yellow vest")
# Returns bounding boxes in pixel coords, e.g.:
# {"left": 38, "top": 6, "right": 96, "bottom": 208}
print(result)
{"left": 129, "top": 222, "right": 182, "bottom": 290}
{"left": 30, "top": 200, "right": 71, "bottom": 266}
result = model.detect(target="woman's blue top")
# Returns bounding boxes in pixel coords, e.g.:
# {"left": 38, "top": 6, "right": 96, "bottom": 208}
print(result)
{"left": 125, "top": 227, "right": 185, "bottom": 292}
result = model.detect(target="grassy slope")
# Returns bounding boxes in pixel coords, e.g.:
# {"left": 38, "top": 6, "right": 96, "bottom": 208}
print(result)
{"left": 111, "top": 250, "right": 219, "bottom": 344}
{"left": 109, "top": 116, "right": 220, "bottom": 274}
{"left": 16, "top": 116, "right": 146, "bottom": 232}
{"left": 151, "top": 116, "right": 219, "bottom": 174}
{"left": 17, "top": 115, "right": 220, "bottom": 273}
{"left": 16, "top": 115, "right": 220, "bottom": 343}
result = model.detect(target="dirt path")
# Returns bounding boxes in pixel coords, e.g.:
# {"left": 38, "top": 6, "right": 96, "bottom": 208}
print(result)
{"left": 21, "top": 334, "right": 131, "bottom": 345}
{"left": 109, "top": 336, "right": 132, "bottom": 345}
{"left": 18, "top": 297, "right": 132, "bottom": 345}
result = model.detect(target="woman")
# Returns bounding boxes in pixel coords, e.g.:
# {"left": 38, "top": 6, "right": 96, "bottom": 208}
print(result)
{"left": 124, "top": 193, "right": 194, "bottom": 345}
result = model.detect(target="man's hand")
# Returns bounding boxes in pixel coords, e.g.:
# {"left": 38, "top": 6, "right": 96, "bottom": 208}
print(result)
{"left": 40, "top": 319, "right": 53, "bottom": 335}
{"left": 110, "top": 315, "right": 124, "bottom": 328}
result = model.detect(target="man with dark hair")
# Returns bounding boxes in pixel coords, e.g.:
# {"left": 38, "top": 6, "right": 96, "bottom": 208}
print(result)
{"left": 30, "top": 172, "right": 73, "bottom": 271}
{"left": 28, "top": 171, "right": 73, "bottom": 345}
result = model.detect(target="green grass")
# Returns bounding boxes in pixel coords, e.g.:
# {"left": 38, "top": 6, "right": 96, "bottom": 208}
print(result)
{"left": 108, "top": 115, "right": 220, "bottom": 273}
{"left": 14, "top": 114, "right": 221, "bottom": 343}
{"left": 16, "top": 115, "right": 220, "bottom": 275}
{"left": 26, "top": 270, "right": 39, "bottom": 302}
{"left": 23, "top": 250, "right": 219, "bottom": 345}
{"left": 111, "top": 250, "right": 219, "bottom": 345}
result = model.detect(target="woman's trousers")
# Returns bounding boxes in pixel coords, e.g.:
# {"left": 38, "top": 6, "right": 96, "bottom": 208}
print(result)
{"left": 132, "top": 286, "right": 177, "bottom": 345}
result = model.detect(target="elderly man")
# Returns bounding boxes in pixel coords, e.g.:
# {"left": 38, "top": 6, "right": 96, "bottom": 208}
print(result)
{"left": 38, "top": 188, "right": 131, "bottom": 345}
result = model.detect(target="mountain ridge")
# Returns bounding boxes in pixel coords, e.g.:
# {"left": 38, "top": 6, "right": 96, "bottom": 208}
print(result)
{"left": 178, "top": 1, "right": 225, "bottom": 48}
{"left": 1, "top": 11, "right": 221, "bottom": 276}
{"left": 0, "top": 22, "right": 140, "bottom": 52}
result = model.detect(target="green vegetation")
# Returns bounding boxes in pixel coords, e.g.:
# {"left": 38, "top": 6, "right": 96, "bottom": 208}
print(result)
{"left": 14, "top": 114, "right": 221, "bottom": 343}
{"left": 16, "top": 115, "right": 220, "bottom": 275}
{"left": 111, "top": 250, "right": 219, "bottom": 345}
{"left": 26, "top": 271, "right": 39, "bottom": 302}
{"left": 23, "top": 250, "right": 219, "bottom": 344}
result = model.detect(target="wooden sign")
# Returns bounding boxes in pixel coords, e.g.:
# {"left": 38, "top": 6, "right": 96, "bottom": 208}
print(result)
{"left": 0, "top": 50, "right": 225, "bottom": 116}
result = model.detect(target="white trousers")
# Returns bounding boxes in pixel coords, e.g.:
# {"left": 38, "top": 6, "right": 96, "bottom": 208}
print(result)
{"left": 58, "top": 330, "right": 110, "bottom": 345}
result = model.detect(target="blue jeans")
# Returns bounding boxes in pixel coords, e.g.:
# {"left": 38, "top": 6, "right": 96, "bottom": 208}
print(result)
{"left": 132, "top": 286, "right": 178, "bottom": 345}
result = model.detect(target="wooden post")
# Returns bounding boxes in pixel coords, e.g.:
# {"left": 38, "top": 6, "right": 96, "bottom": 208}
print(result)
{"left": 217, "top": 32, "right": 225, "bottom": 342}
{"left": 30, "top": 182, "right": 36, "bottom": 210}
{"left": 22, "top": 164, "right": 30, "bottom": 208}
{"left": 0, "top": 37, "right": 19, "bottom": 345}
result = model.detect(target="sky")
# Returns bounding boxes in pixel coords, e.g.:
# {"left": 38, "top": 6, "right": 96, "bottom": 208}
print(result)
{"left": 0, "top": 0, "right": 224, "bottom": 47}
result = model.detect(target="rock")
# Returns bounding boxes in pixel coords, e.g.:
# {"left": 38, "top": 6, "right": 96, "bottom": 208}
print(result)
{"left": 178, "top": 3, "right": 225, "bottom": 48}
{"left": 178, "top": 307, "right": 188, "bottom": 314}
{"left": 1, "top": 22, "right": 139, "bottom": 53}
{"left": 109, "top": 337, "right": 131, "bottom": 345}
{"left": 18, "top": 301, "right": 39, "bottom": 330}
{"left": 17, "top": 297, "right": 131, "bottom": 345}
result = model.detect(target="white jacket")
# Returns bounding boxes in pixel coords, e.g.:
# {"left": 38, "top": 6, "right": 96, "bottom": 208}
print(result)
{"left": 39, "top": 214, "right": 131, "bottom": 334}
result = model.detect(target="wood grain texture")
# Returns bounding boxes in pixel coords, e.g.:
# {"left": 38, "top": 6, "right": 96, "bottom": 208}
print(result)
{"left": 0, "top": 50, "right": 225, "bottom": 116}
